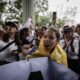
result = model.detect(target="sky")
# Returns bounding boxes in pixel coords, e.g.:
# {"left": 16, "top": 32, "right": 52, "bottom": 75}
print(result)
{"left": 48, "top": 0, "right": 80, "bottom": 24}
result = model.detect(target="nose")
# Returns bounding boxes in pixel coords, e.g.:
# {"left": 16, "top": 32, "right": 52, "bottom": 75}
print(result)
{"left": 45, "top": 36, "right": 49, "bottom": 41}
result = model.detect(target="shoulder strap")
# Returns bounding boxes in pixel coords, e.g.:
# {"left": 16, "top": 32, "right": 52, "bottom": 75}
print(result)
{"left": 0, "top": 41, "right": 15, "bottom": 52}
{"left": 70, "top": 37, "right": 75, "bottom": 52}
{"left": 31, "top": 37, "right": 35, "bottom": 42}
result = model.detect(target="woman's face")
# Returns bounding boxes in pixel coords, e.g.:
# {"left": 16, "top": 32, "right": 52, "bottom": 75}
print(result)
{"left": 10, "top": 27, "right": 17, "bottom": 35}
{"left": 43, "top": 29, "right": 57, "bottom": 51}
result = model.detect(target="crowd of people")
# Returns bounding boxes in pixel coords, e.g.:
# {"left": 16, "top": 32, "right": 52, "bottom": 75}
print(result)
{"left": 0, "top": 18, "right": 80, "bottom": 75}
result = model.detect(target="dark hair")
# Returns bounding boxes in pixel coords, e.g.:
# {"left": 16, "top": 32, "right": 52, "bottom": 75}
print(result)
{"left": 63, "top": 26, "right": 73, "bottom": 33}
{"left": 14, "top": 32, "right": 21, "bottom": 46}
{"left": 5, "top": 21, "right": 18, "bottom": 30}
{"left": 2, "top": 33, "right": 9, "bottom": 42}
{"left": 19, "top": 28, "right": 30, "bottom": 45}
{"left": 63, "top": 25, "right": 69, "bottom": 29}
{"left": 76, "top": 24, "right": 80, "bottom": 28}
{"left": 41, "top": 26, "right": 47, "bottom": 31}
{"left": 19, "top": 28, "right": 29, "bottom": 40}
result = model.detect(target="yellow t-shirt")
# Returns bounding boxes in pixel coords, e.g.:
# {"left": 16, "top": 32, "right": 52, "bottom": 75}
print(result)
{"left": 27, "top": 38, "right": 68, "bottom": 66}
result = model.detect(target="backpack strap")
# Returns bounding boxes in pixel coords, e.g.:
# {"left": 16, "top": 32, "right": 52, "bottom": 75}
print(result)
{"left": 70, "top": 37, "right": 75, "bottom": 52}
{"left": 0, "top": 41, "right": 15, "bottom": 52}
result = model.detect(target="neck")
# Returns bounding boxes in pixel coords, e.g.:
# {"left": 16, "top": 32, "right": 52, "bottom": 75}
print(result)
{"left": 45, "top": 46, "right": 56, "bottom": 54}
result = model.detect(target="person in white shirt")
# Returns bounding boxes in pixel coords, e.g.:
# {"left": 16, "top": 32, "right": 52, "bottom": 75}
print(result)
{"left": 59, "top": 26, "right": 80, "bottom": 75}
{"left": 22, "top": 18, "right": 36, "bottom": 46}
{"left": 0, "top": 22, "right": 19, "bottom": 65}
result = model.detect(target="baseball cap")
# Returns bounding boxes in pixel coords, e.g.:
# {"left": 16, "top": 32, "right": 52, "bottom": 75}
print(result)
{"left": 63, "top": 26, "right": 73, "bottom": 33}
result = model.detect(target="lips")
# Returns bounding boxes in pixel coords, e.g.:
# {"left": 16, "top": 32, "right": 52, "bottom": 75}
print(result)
{"left": 44, "top": 42, "right": 50, "bottom": 48}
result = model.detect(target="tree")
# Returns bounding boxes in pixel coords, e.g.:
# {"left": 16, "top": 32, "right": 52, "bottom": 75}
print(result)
{"left": 56, "top": 19, "right": 65, "bottom": 28}
{"left": 0, "top": 0, "right": 22, "bottom": 24}
{"left": 0, "top": 0, "right": 48, "bottom": 25}
{"left": 34, "top": 0, "right": 48, "bottom": 14}
{"left": 66, "top": 7, "right": 77, "bottom": 17}
{"left": 0, "top": 0, "right": 7, "bottom": 16}
{"left": 0, "top": 0, "right": 7, "bottom": 24}
{"left": 34, "top": 0, "right": 48, "bottom": 26}
{"left": 40, "top": 16, "right": 50, "bottom": 25}
{"left": 2, "top": 0, "right": 22, "bottom": 23}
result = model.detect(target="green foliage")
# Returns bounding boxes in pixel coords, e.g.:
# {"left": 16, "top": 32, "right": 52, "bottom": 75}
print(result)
{"left": 35, "top": 15, "right": 50, "bottom": 26}
{"left": 0, "top": 1, "right": 7, "bottom": 13}
{"left": 34, "top": 0, "right": 48, "bottom": 13}
{"left": 14, "top": 0, "right": 22, "bottom": 10}
{"left": 0, "top": 0, "right": 48, "bottom": 25}
{"left": 0, "top": 1, "right": 7, "bottom": 24}
{"left": 56, "top": 19, "right": 65, "bottom": 28}
{"left": 5, "top": 0, "right": 22, "bottom": 23}
{"left": 35, "top": 13, "right": 41, "bottom": 26}
{"left": 0, "top": 0, "right": 22, "bottom": 23}
{"left": 35, "top": 0, "right": 48, "bottom": 26}
{"left": 40, "top": 16, "right": 50, "bottom": 25}
{"left": 0, "top": 0, "right": 7, "bottom": 19}
{"left": 0, "top": 20, "right": 4, "bottom": 26}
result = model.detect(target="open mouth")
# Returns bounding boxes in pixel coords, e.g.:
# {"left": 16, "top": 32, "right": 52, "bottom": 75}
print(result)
{"left": 44, "top": 42, "right": 50, "bottom": 48}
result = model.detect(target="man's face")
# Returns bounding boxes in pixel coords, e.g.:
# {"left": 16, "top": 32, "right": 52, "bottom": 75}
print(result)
{"left": 10, "top": 27, "right": 17, "bottom": 34}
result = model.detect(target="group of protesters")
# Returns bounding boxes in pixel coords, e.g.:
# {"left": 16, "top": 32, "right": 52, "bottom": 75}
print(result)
{"left": 0, "top": 18, "right": 80, "bottom": 75}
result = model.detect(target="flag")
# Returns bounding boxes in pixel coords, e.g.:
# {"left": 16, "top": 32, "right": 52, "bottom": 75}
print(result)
{"left": 0, "top": 57, "right": 79, "bottom": 80}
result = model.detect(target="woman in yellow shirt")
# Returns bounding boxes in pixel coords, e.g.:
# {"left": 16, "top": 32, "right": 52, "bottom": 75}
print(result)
{"left": 27, "top": 27, "right": 68, "bottom": 66}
